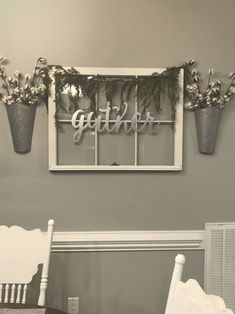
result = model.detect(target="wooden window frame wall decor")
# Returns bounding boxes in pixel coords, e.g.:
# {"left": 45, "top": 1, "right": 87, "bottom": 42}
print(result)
{"left": 48, "top": 67, "right": 184, "bottom": 171}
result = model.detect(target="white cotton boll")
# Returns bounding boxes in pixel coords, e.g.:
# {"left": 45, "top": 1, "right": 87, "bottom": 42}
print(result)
{"left": 223, "top": 95, "right": 230, "bottom": 102}
{"left": 206, "top": 90, "right": 212, "bottom": 96}
{"left": 40, "top": 71, "right": 46, "bottom": 78}
{"left": 69, "top": 85, "right": 77, "bottom": 96}
{"left": 34, "top": 87, "right": 39, "bottom": 94}
{"left": 25, "top": 74, "right": 31, "bottom": 80}
{"left": 229, "top": 72, "right": 235, "bottom": 78}
{"left": 2, "top": 95, "right": 8, "bottom": 102}
{"left": 14, "top": 70, "right": 21, "bottom": 78}
{"left": 229, "top": 86, "right": 235, "bottom": 94}
{"left": 212, "top": 88, "right": 218, "bottom": 94}
{"left": 184, "top": 102, "right": 193, "bottom": 109}
{"left": 38, "top": 57, "right": 47, "bottom": 64}
{"left": 78, "top": 86, "right": 83, "bottom": 97}
{"left": 30, "top": 87, "right": 35, "bottom": 94}
{"left": 38, "top": 84, "right": 46, "bottom": 93}
{"left": 208, "top": 69, "right": 214, "bottom": 76}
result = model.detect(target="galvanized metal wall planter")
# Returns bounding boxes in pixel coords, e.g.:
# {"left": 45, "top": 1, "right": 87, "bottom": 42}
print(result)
{"left": 6, "top": 103, "right": 36, "bottom": 154}
{"left": 194, "top": 107, "right": 221, "bottom": 154}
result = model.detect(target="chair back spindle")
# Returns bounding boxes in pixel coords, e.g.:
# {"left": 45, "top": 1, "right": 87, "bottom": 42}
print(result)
{"left": 16, "top": 284, "right": 22, "bottom": 303}
{"left": 10, "top": 284, "right": 15, "bottom": 303}
{"left": 165, "top": 254, "right": 185, "bottom": 314}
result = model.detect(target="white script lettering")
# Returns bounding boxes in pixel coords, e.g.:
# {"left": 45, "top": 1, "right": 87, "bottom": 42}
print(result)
{"left": 71, "top": 102, "right": 158, "bottom": 143}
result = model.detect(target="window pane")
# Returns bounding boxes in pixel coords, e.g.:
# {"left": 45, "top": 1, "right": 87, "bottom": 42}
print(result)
{"left": 57, "top": 123, "right": 95, "bottom": 165}
{"left": 138, "top": 124, "right": 174, "bottom": 165}
{"left": 137, "top": 78, "right": 173, "bottom": 120}
{"left": 97, "top": 76, "right": 136, "bottom": 120}
{"left": 98, "top": 125, "right": 135, "bottom": 166}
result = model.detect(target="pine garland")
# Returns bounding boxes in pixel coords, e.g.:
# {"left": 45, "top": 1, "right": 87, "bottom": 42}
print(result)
{"left": 51, "top": 64, "right": 189, "bottom": 127}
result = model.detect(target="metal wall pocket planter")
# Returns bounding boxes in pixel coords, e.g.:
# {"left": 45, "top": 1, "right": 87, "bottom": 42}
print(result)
{"left": 6, "top": 103, "right": 36, "bottom": 153}
{"left": 194, "top": 107, "right": 221, "bottom": 154}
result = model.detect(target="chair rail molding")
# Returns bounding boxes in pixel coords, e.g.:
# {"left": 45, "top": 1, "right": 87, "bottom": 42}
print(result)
{"left": 51, "top": 230, "right": 205, "bottom": 252}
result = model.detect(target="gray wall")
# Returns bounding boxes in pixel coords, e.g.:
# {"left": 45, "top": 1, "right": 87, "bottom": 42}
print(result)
{"left": 0, "top": 0, "right": 234, "bottom": 313}
{"left": 47, "top": 251, "right": 204, "bottom": 314}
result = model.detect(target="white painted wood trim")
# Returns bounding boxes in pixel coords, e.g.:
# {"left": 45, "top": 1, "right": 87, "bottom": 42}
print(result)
{"left": 63, "top": 67, "right": 166, "bottom": 75}
{"left": 51, "top": 230, "right": 205, "bottom": 252}
{"left": 173, "top": 68, "right": 184, "bottom": 169}
{"left": 49, "top": 165, "right": 183, "bottom": 171}
{"left": 48, "top": 71, "right": 57, "bottom": 168}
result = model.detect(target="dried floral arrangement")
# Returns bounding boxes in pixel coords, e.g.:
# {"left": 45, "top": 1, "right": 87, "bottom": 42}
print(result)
{"left": 185, "top": 60, "right": 235, "bottom": 111}
{"left": 50, "top": 63, "right": 189, "bottom": 124}
{"left": 0, "top": 55, "right": 48, "bottom": 106}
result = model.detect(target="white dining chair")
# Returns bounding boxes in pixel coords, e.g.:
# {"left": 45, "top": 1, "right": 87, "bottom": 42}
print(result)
{"left": 165, "top": 254, "right": 234, "bottom": 314}
{"left": 0, "top": 219, "right": 54, "bottom": 306}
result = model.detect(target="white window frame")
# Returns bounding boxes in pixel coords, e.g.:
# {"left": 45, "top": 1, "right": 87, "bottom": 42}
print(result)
{"left": 48, "top": 67, "right": 184, "bottom": 171}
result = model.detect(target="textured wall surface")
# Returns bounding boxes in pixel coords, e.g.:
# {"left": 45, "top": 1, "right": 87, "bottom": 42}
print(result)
{"left": 0, "top": 0, "right": 234, "bottom": 313}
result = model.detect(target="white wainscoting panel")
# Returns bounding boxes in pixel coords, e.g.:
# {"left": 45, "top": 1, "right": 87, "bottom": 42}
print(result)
{"left": 51, "top": 230, "right": 205, "bottom": 252}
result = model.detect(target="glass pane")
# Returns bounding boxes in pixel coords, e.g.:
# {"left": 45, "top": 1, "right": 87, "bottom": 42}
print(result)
{"left": 137, "top": 77, "right": 173, "bottom": 120}
{"left": 57, "top": 91, "right": 93, "bottom": 120}
{"left": 97, "top": 76, "right": 136, "bottom": 120}
{"left": 98, "top": 124, "right": 135, "bottom": 166}
{"left": 138, "top": 124, "right": 174, "bottom": 165}
{"left": 57, "top": 123, "right": 95, "bottom": 165}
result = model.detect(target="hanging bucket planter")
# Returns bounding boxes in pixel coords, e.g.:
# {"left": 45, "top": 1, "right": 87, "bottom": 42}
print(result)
{"left": 6, "top": 103, "right": 36, "bottom": 154}
{"left": 194, "top": 107, "right": 221, "bottom": 154}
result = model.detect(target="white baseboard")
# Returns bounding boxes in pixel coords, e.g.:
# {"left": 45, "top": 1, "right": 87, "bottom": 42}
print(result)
{"left": 51, "top": 230, "right": 205, "bottom": 252}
